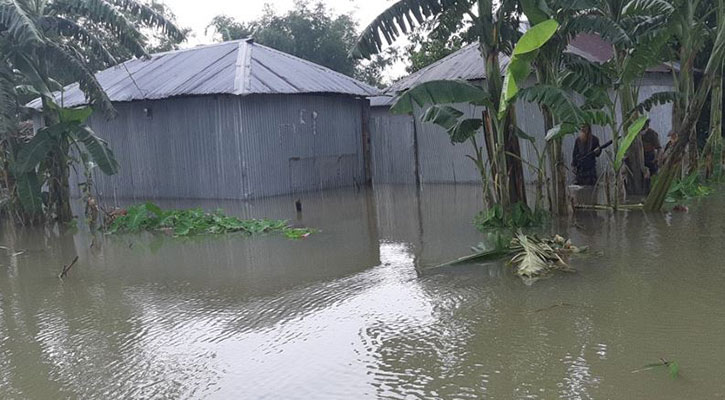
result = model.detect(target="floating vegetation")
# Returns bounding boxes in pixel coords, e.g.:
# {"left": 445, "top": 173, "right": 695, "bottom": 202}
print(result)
{"left": 632, "top": 358, "right": 680, "bottom": 379}
{"left": 107, "top": 202, "right": 314, "bottom": 239}
{"left": 474, "top": 202, "right": 548, "bottom": 231}
{"left": 431, "top": 232, "right": 587, "bottom": 284}
{"left": 509, "top": 233, "right": 586, "bottom": 285}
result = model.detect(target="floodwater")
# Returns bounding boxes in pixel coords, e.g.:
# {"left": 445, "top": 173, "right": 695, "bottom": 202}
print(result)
{"left": 1, "top": 184, "right": 724, "bottom": 399}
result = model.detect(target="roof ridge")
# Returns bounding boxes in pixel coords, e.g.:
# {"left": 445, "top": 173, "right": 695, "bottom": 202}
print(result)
{"left": 233, "top": 39, "right": 253, "bottom": 95}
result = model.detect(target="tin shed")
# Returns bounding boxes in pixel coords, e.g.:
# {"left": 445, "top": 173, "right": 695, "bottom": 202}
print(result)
{"left": 31, "top": 39, "right": 381, "bottom": 201}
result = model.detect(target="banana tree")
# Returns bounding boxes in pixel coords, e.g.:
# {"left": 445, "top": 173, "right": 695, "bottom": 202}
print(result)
{"left": 645, "top": 0, "right": 725, "bottom": 210}
{"left": 0, "top": 0, "right": 182, "bottom": 222}
{"left": 569, "top": 0, "right": 676, "bottom": 199}
{"left": 666, "top": 0, "right": 712, "bottom": 174}
{"left": 13, "top": 102, "right": 118, "bottom": 220}
{"left": 512, "top": 0, "right": 612, "bottom": 215}
{"left": 354, "top": 0, "right": 537, "bottom": 212}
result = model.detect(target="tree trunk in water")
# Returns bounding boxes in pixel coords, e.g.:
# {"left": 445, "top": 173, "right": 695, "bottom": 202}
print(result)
{"left": 542, "top": 108, "right": 567, "bottom": 215}
{"left": 41, "top": 97, "right": 73, "bottom": 223}
{"left": 49, "top": 147, "right": 72, "bottom": 223}
{"left": 647, "top": 0, "right": 725, "bottom": 211}
{"left": 704, "top": 69, "right": 723, "bottom": 179}
{"left": 687, "top": 126, "right": 699, "bottom": 174}
{"left": 505, "top": 111, "right": 527, "bottom": 205}
{"left": 620, "top": 87, "right": 647, "bottom": 196}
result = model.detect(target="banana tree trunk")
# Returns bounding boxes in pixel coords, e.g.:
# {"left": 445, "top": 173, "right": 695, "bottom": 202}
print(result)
{"left": 41, "top": 97, "right": 72, "bottom": 223}
{"left": 620, "top": 86, "right": 647, "bottom": 195}
{"left": 542, "top": 107, "right": 567, "bottom": 215}
{"left": 49, "top": 147, "right": 72, "bottom": 223}
{"left": 702, "top": 65, "right": 724, "bottom": 179}
{"left": 645, "top": 60, "right": 723, "bottom": 210}
{"left": 505, "top": 110, "right": 528, "bottom": 205}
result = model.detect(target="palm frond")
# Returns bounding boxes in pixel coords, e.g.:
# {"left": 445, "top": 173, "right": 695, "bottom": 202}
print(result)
{"left": 0, "top": 61, "right": 17, "bottom": 134}
{"left": 622, "top": 0, "right": 674, "bottom": 17}
{"left": 49, "top": 0, "right": 148, "bottom": 58}
{"left": 633, "top": 90, "right": 678, "bottom": 114}
{"left": 74, "top": 125, "right": 119, "bottom": 174}
{"left": 390, "top": 80, "right": 493, "bottom": 115}
{"left": 108, "top": 0, "right": 185, "bottom": 41}
{"left": 568, "top": 14, "right": 631, "bottom": 46}
{"left": 44, "top": 41, "right": 116, "bottom": 118}
{"left": 621, "top": 30, "right": 671, "bottom": 83}
{"left": 0, "top": 0, "right": 44, "bottom": 46}
{"left": 38, "top": 16, "right": 117, "bottom": 65}
{"left": 517, "top": 85, "right": 611, "bottom": 128}
{"left": 351, "top": 0, "right": 466, "bottom": 59}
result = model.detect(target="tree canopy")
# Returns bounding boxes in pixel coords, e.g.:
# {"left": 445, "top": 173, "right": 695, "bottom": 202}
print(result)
{"left": 206, "top": 1, "right": 395, "bottom": 88}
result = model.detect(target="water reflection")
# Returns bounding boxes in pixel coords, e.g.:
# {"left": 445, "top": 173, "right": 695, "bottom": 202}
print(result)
{"left": 2, "top": 184, "right": 725, "bottom": 398}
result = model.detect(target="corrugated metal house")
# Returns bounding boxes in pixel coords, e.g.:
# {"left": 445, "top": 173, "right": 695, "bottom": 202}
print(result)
{"left": 31, "top": 39, "right": 380, "bottom": 201}
{"left": 370, "top": 34, "right": 676, "bottom": 186}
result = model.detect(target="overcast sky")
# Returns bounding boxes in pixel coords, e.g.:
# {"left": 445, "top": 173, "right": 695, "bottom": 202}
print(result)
{"left": 163, "top": 0, "right": 394, "bottom": 45}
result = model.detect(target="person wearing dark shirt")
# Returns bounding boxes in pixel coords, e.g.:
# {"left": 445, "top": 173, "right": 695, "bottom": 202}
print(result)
{"left": 641, "top": 119, "right": 662, "bottom": 176}
{"left": 572, "top": 124, "right": 602, "bottom": 186}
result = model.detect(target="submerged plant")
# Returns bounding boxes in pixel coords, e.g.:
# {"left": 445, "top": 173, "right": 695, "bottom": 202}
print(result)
{"left": 107, "top": 202, "right": 314, "bottom": 239}
{"left": 632, "top": 359, "right": 680, "bottom": 379}
{"left": 664, "top": 173, "right": 714, "bottom": 203}
{"left": 474, "top": 202, "right": 548, "bottom": 231}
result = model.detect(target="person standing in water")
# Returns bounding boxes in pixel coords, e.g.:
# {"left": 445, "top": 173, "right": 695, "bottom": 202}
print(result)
{"left": 641, "top": 119, "right": 662, "bottom": 177}
{"left": 571, "top": 124, "right": 602, "bottom": 186}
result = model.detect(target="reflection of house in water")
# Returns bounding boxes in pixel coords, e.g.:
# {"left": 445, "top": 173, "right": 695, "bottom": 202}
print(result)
{"left": 372, "top": 184, "right": 488, "bottom": 267}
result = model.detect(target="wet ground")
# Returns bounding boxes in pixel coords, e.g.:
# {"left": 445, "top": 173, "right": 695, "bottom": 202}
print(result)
{"left": 1, "top": 184, "right": 724, "bottom": 399}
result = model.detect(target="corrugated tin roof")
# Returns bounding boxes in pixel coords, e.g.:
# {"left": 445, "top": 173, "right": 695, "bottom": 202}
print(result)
{"left": 28, "top": 39, "right": 381, "bottom": 108}
{"left": 387, "top": 43, "right": 510, "bottom": 94}
{"left": 386, "top": 34, "right": 676, "bottom": 95}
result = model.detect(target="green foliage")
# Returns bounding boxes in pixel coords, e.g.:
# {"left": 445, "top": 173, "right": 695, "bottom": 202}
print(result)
{"left": 351, "top": 0, "right": 462, "bottom": 60}
{"left": 519, "top": 85, "right": 611, "bottom": 140}
{"left": 633, "top": 358, "right": 680, "bottom": 379}
{"left": 615, "top": 115, "right": 648, "bottom": 171}
{"left": 109, "top": 202, "right": 314, "bottom": 239}
{"left": 664, "top": 173, "right": 714, "bottom": 203}
{"left": 404, "top": 9, "right": 473, "bottom": 73}
{"left": 422, "top": 105, "right": 483, "bottom": 143}
{"left": 500, "top": 19, "right": 560, "bottom": 116}
{"left": 391, "top": 80, "right": 493, "bottom": 114}
{"left": 474, "top": 202, "right": 548, "bottom": 231}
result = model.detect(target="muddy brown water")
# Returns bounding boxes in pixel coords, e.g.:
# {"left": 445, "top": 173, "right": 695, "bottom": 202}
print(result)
{"left": 1, "top": 184, "right": 724, "bottom": 399}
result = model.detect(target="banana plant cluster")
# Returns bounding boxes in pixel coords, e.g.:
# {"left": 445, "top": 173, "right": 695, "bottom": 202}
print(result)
{"left": 0, "top": 0, "right": 183, "bottom": 223}
{"left": 355, "top": 0, "right": 716, "bottom": 213}
{"left": 11, "top": 102, "right": 117, "bottom": 220}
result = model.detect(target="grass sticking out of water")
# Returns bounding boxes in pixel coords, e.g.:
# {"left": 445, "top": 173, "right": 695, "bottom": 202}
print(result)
{"left": 107, "top": 202, "right": 314, "bottom": 239}
{"left": 474, "top": 202, "right": 548, "bottom": 231}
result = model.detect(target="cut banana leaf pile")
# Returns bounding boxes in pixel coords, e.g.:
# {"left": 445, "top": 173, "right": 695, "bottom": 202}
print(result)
{"left": 430, "top": 231, "right": 588, "bottom": 284}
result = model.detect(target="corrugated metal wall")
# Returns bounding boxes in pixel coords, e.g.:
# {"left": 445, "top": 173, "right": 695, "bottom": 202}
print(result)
{"left": 75, "top": 94, "right": 366, "bottom": 201}
{"left": 369, "top": 73, "right": 675, "bottom": 187}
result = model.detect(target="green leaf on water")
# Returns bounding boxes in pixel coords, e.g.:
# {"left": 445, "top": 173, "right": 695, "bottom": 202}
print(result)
{"left": 668, "top": 361, "right": 679, "bottom": 378}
